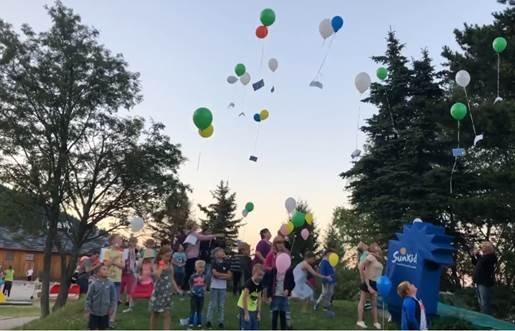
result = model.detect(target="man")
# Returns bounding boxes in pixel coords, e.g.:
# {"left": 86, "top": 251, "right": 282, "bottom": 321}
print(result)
{"left": 472, "top": 241, "right": 497, "bottom": 315}
{"left": 253, "top": 228, "right": 272, "bottom": 266}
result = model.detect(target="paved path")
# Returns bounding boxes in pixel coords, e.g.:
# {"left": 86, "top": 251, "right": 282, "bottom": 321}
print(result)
{"left": 0, "top": 316, "right": 38, "bottom": 330}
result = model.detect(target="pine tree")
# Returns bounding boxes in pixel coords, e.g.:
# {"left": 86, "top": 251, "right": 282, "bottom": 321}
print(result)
{"left": 288, "top": 201, "right": 320, "bottom": 265}
{"left": 198, "top": 181, "right": 243, "bottom": 251}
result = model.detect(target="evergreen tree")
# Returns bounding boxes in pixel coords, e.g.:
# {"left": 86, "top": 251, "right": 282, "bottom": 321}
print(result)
{"left": 288, "top": 201, "right": 320, "bottom": 265}
{"left": 198, "top": 181, "right": 242, "bottom": 251}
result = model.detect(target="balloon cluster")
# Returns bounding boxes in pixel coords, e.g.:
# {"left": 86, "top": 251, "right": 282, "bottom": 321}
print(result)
{"left": 242, "top": 201, "right": 254, "bottom": 217}
{"left": 253, "top": 109, "right": 270, "bottom": 122}
{"left": 193, "top": 107, "right": 214, "bottom": 138}
{"left": 319, "top": 16, "right": 344, "bottom": 39}
{"left": 256, "top": 8, "right": 276, "bottom": 39}
{"left": 279, "top": 197, "right": 314, "bottom": 240}
{"left": 354, "top": 67, "right": 388, "bottom": 94}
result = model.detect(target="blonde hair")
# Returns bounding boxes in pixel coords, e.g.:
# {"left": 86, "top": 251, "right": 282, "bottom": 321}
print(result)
{"left": 252, "top": 263, "right": 264, "bottom": 275}
{"left": 397, "top": 281, "right": 411, "bottom": 297}
{"left": 156, "top": 246, "right": 172, "bottom": 262}
{"left": 369, "top": 243, "right": 384, "bottom": 262}
{"left": 195, "top": 260, "right": 206, "bottom": 269}
{"left": 481, "top": 241, "right": 495, "bottom": 254}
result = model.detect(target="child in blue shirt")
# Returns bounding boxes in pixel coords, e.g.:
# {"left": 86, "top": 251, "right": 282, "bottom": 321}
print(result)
{"left": 314, "top": 250, "right": 336, "bottom": 312}
{"left": 397, "top": 281, "right": 427, "bottom": 330}
{"left": 189, "top": 260, "right": 207, "bottom": 328}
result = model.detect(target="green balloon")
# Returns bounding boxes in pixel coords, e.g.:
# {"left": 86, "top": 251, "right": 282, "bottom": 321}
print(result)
{"left": 291, "top": 211, "right": 305, "bottom": 227}
{"left": 492, "top": 37, "right": 507, "bottom": 53}
{"left": 260, "top": 8, "right": 276, "bottom": 27}
{"left": 235, "top": 63, "right": 246, "bottom": 77}
{"left": 193, "top": 107, "right": 213, "bottom": 130}
{"left": 245, "top": 202, "right": 254, "bottom": 212}
{"left": 376, "top": 67, "right": 388, "bottom": 81}
{"left": 450, "top": 102, "right": 467, "bottom": 121}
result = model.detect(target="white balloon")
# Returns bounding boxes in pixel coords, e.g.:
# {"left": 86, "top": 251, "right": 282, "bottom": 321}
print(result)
{"left": 240, "top": 72, "right": 251, "bottom": 86}
{"left": 319, "top": 18, "right": 334, "bottom": 40}
{"left": 242, "top": 209, "right": 249, "bottom": 217}
{"left": 455, "top": 70, "right": 470, "bottom": 88}
{"left": 354, "top": 72, "right": 371, "bottom": 94}
{"left": 227, "top": 75, "right": 238, "bottom": 84}
{"left": 268, "top": 58, "right": 279, "bottom": 72}
{"left": 284, "top": 197, "right": 296, "bottom": 213}
{"left": 129, "top": 216, "right": 144, "bottom": 232}
{"left": 413, "top": 218, "right": 423, "bottom": 223}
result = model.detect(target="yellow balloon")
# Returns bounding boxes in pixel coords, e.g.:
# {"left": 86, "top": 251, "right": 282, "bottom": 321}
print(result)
{"left": 0, "top": 292, "right": 5, "bottom": 304}
{"left": 199, "top": 125, "right": 214, "bottom": 138}
{"left": 328, "top": 252, "right": 339, "bottom": 267}
{"left": 286, "top": 222, "right": 294, "bottom": 235}
{"left": 305, "top": 212, "right": 313, "bottom": 224}
{"left": 260, "top": 109, "right": 269, "bottom": 121}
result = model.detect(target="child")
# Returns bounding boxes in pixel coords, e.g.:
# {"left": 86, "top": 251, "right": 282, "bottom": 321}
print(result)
{"left": 239, "top": 242, "right": 253, "bottom": 287}
{"left": 149, "top": 246, "right": 182, "bottom": 330}
{"left": 2, "top": 265, "right": 14, "bottom": 297}
{"left": 85, "top": 265, "right": 116, "bottom": 330}
{"left": 238, "top": 264, "right": 265, "bottom": 330}
{"left": 263, "top": 237, "right": 295, "bottom": 331}
{"left": 291, "top": 251, "right": 329, "bottom": 312}
{"left": 102, "top": 234, "right": 125, "bottom": 328}
{"left": 122, "top": 236, "right": 138, "bottom": 313}
{"left": 172, "top": 244, "right": 187, "bottom": 290}
{"left": 206, "top": 247, "right": 232, "bottom": 329}
{"left": 189, "top": 260, "right": 207, "bottom": 328}
{"left": 315, "top": 250, "right": 337, "bottom": 312}
{"left": 397, "top": 281, "right": 428, "bottom": 330}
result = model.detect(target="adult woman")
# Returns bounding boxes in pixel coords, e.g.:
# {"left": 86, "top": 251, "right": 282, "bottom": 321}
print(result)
{"left": 183, "top": 223, "right": 217, "bottom": 290}
{"left": 356, "top": 243, "right": 383, "bottom": 330}
{"left": 472, "top": 241, "right": 497, "bottom": 315}
{"left": 291, "top": 251, "right": 329, "bottom": 312}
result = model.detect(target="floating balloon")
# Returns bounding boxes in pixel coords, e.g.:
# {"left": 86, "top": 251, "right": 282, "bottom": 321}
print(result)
{"left": 268, "top": 58, "right": 278, "bottom": 72}
{"left": 301, "top": 228, "right": 310, "bottom": 240}
{"left": 291, "top": 211, "right": 305, "bottom": 227}
{"left": 280, "top": 222, "right": 294, "bottom": 236}
{"left": 253, "top": 113, "right": 261, "bottom": 122}
{"left": 354, "top": 72, "right": 371, "bottom": 94}
{"left": 319, "top": 18, "right": 334, "bottom": 39}
{"left": 245, "top": 202, "right": 254, "bottom": 212}
{"left": 377, "top": 275, "right": 393, "bottom": 297}
{"left": 199, "top": 125, "right": 214, "bottom": 138}
{"left": 305, "top": 212, "right": 314, "bottom": 225}
{"left": 260, "top": 8, "right": 276, "bottom": 26}
{"left": 242, "top": 209, "right": 249, "bottom": 217}
{"left": 455, "top": 70, "right": 471, "bottom": 88}
{"left": 450, "top": 102, "right": 467, "bottom": 121}
{"left": 193, "top": 107, "right": 213, "bottom": 130}
{"left": 235, "top": 63, "right": 246, "bottom": 77}
{"left": 256, "top": 25, "right": 268, "bottom": 39}
{"left": 259, "top": 109, "right": 269, "bottom": 121}
{"left": 328, "top": 253, "right": 339, "bottom": 267}
{"left": 276, "top": 252, "right": 291, "bottom": 274}
{"left": 227, "top": 75, "right": 238, "bottom": 84}
{"left": 285, "top": 197, "right": 296, "bottom": 213}
{"left": 129, "top": 216, "right": 144, "bottom": 232}
{"left": 376, "top": 67, "right": 388, "bottom": 81}
{"left": 413, "top": 218, "right": 423, "bottom": 223}
{"left": 240, "top": 72, "right": 251, "bottom": 85}
{"left": 331, "top": 16, "right": 344, "bottom": 33}
{"left": 492, "top": 36, "right": 507, "bottom": 53}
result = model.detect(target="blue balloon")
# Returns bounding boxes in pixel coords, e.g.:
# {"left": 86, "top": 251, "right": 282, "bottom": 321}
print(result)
{"left": 331, "top": 16, "right": 344, "bottom": 32}
{"left": 377, "top": 275, "right": 392, "bottom": 297}
{"left": 253, "top": 113, "right": 261, "bottom": 122}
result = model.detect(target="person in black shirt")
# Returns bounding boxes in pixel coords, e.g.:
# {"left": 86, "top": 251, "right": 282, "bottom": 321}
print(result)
{"left": 471, "top": 241, "right": 497, "bottom": 315}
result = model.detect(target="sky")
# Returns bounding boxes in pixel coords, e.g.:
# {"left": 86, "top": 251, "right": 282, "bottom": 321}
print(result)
{"left": 0, "top": 0, "right": 503, "bottom": 247}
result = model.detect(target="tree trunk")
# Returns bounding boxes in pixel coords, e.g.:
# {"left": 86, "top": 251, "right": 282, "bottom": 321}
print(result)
{"left": 40, "top": 222, "right": 57, "bottom": 318}
{"left": 53, "top": 254, "right": 77, "bottom": 311}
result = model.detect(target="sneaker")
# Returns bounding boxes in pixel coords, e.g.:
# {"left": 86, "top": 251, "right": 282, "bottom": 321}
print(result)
{"left": 374, "top": 322, "right": 382, "bottom": 330}
{"left": 206, "top": 322, "right": 212, "bottom": 329}
{"left": 218, "top": 323, "right": 224, "bottom": 329}
{"left": 313, "top": 302, "right": 319, "bottom": 311}
{"left": 122, "top": 307, "right": 132, "bottom": 313}
{"left": 197, "top": 324, "right": 202, "bottom": 328}
{"left": 356, "top": 321, "right": 367, "bottom": 329}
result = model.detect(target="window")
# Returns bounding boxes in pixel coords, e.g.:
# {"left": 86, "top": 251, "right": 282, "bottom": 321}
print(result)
{"left": 25, "top": 254, "right": 34, "bottom": 261}
{"left": 5, "top": 251, "right": 14, "bottom": 261}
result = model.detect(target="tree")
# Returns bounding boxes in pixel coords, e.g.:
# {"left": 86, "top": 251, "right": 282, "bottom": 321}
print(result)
{"left": 149, "top": 186, "right": 192, "bottom": 245}
{"left": 198, "top": 181, "right": 242, "bottom": 251}
{"left": 0, "top": 2, "right": 185, "bottom": 314}
{"left": 288, "top": 201, "right": 321, "bottom": 265}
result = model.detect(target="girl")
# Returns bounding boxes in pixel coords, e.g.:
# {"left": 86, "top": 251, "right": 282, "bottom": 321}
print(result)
{"left": 356, "top": 243, "right": 384, "bottom": 330}
{"left": 149, "top": 246, "right": 182, "bottom": 330}
{"left": 291, "top": 251, "right": 330, "bottom": 312}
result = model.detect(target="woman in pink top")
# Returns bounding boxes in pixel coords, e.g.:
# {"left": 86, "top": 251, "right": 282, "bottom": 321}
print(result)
{"left": 183, "top": 223, "right": 217, "bottom": 290}
{"left": 264, "top": 236, "right": 288, "bottom": 271}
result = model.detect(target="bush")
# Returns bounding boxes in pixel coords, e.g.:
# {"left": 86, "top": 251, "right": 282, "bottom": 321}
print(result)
{"left": 333, "top": 266, "right": 361, "bottom": 300}
{"left": 430, "top": 316, "right": 477, "bottom": 330}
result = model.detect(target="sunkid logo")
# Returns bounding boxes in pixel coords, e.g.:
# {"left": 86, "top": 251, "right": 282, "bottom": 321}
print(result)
{"left": 392, "top": 247, "right": 417, "bottom": 268}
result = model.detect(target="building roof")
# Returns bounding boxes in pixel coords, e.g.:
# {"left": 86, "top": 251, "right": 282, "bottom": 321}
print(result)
{"left": 0, "top": 226, "right": 107, "bottom": 255}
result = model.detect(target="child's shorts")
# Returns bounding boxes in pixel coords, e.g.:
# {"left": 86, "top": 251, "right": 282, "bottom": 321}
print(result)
{"left": 271, "top": 296, "right": 288, "bottom": 312}
{"left": 89, "top": 314, "right": 109, "bottom": 330}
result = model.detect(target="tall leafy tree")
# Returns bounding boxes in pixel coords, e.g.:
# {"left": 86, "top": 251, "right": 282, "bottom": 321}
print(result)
{"left": 198, "top": 181, "right": 242, "bottom": 251}
{"left": 0, "top": 2, "right": 185, "bottom": 314}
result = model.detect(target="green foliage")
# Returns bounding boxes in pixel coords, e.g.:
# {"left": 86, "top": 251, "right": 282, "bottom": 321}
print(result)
{"left": 287, "top": 201, "right": 321, "bottom": 265}
{"left": 333, "top": 266, "right": 361, "bottom": 301}
{"left": 198, "top": 181, "right": 243, "bottom": 251}
{"left": 430, "top": 316, "right": 477, "bottom": 330}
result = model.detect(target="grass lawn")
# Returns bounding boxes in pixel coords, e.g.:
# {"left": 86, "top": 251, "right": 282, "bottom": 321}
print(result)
{"left": 0, "top": 305, "right": 40, "bottom": 318}
{"left": 19, "top": 295, "right": 394, "bottom": 330}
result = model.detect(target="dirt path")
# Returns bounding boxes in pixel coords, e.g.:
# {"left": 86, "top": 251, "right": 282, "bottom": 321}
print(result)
{"left": 0, "top": 316, "right": 39, "bottom": 330}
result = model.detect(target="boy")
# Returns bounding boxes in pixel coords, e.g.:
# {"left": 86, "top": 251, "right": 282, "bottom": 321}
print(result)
{"left": 238, "top": 264, "right": 265, "bottom": 330}
{"left": 189, "top": 260, "right": 207, "bottom": 328}
{"left": 172, "top": 244, "right": 187, "bottom": 291}
{"left": 315, "top": 250, "right": 336, "bottom": 312}
{"left": 206, "top": 247, "right": 232, "bottom": 329}
{"left": 85, "top": 265, "right": 116, "bottom": 330}
{"left": 397, "top": 281, "right": 428, "bottom": 330}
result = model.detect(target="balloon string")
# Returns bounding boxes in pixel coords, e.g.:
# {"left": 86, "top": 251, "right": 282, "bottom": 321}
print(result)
{"left": 457, "top": 120, "right": 461, "bottom": 148}
{"left": 259, "top": 41, "right": 265, "bottom": 75}
{"left": 385, "top": 91, "right": 399, "bottom": 136}
{"left": 253, "top": 125, "right": 261, "bottom": 154}
{"left": 312, "top": 36, "right": 335, "bottom": 81}
{"left": 450, "top": 121, "right": 460, "bottom": 194}
{"left": 464, "top": 88, "right": 477, "bottom": 136}
{"left": 196, "top": 152, "right": 201, "bottom": 172}
{"left": 497, "top": 53, "right": 500, "bottom": 99}
{"left": 355, "top": 104, "right": 361, "bottom": 150}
